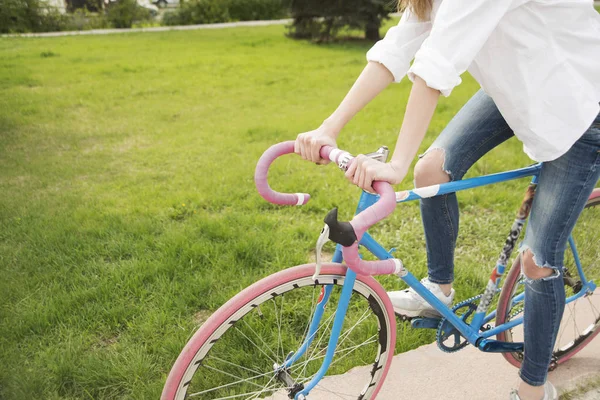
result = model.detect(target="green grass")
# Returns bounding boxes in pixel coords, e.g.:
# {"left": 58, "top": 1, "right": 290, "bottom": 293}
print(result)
{"left": 0, "top": 20, "right": 571, "bottom": 399}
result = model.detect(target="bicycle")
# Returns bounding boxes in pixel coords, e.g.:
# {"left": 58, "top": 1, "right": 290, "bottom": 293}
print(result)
{"left": 161, "top": 141, "right": 600, "bottom": 400}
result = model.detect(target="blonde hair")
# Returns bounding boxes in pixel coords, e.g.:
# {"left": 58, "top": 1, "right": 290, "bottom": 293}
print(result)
{"left": 398, "top": 0, "right": 433, "bottom": 21}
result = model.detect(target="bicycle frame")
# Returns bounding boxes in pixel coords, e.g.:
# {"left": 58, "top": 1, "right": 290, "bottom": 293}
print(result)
{"left": 284, "top": 162, "right": 597, "bottom": 399}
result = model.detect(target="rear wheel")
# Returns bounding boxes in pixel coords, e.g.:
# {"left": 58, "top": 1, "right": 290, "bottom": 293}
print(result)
{"left": 497, "top": 189, "right": 600, "bottom": 369}
{"left": 161, "top": 263, "right": 396, "bottom": 400}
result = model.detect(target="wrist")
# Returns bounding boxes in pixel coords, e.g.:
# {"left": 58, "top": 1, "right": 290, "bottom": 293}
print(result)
{"left": 389, "top": 159, "right": 409, "bottom": 183}
{"left": 321, "top": 116, "right": 345, "bottom": 137}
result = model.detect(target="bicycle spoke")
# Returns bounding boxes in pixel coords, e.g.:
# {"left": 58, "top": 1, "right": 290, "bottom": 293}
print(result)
{"left": 328, "top": 336, "right": 377, "bottom": 370}
{"left": 298, "top": 310, "right": 337, "bottom": 379}
{"left": 571, "top": 302, "right": 580, "bottom": 339}
{"left": 168, "top": 272, "right": 391, "bottom": 400}
{"left": 586, "top": 296, "right": 599, "bottom": 320}
{"left": 207, "top": 356, "right": 263, "bottom": 376}
{"left": 556, "top": 303, "right": 575, "bottom": 350}
{"left": 237, "top": 321, "right": 279, "bottom": 363}
{"left": 303, "top": 307, "right": 372, "bottom": 367}
{"left": 289, "top": 336, "right": 377, "bottom": 377}
{"left": 189, "top": 367, "right": 276, "bottom": 397}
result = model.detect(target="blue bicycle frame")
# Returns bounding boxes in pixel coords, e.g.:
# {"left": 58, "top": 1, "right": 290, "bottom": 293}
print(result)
{"left": 282, "top": 163, "right": 596, "bottom": 400}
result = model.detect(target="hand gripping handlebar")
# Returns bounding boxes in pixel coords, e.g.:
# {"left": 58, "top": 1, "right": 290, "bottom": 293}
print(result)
{"left": 255, "top": 141, "right": 403, "bottom": 277}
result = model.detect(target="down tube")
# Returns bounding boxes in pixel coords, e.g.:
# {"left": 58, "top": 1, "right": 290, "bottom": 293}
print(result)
{"left": 361, "top": 232, "right": 481, "bottom": 345}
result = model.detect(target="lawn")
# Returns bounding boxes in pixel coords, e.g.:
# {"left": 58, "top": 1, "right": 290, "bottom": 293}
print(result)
{"left": 0, "top": 20, "right": 555, "bottom": 399}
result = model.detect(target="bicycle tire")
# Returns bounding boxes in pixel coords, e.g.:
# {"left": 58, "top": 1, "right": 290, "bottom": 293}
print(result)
{"left": 496, "top": 188, "right": 600, "bottom": 369}
{"left": 161, "top": 263, "right": 396, "bottom": 400}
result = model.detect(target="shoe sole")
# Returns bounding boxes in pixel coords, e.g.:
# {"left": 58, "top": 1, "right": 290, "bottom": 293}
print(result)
{"left": 546, "top": 382, "right": 558, "bottom": 400}
{"left": 393, "top": 308, "right": 443, "bottom": 320}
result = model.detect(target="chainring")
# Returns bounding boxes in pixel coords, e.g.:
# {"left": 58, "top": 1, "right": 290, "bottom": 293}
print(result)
{"left": 436, "top": 297, "right": 480, "bottom": 353}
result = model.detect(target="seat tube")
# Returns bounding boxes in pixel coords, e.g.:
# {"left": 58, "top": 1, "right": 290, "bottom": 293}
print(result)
{"left": 471, "top": 177, "right": 538, "bottom": 329}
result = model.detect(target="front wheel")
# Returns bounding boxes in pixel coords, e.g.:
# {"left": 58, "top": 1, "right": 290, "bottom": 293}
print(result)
{"left": 161, "top": 263, "right": 396, "bottom": 400}
{"left": 496, "top": 188, "right": 600, "bottom": 369}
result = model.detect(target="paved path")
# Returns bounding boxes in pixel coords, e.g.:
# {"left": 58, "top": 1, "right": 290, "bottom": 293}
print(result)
{"left": 2, "top": 13, "right": 407, "bottom": 38}
{"left": 0, "top": 19, "right": 295, "bottom": 38}
{"left": 305, "top": 333, "right": 600, "bottom": 400}
{"left": 3, "top": 3, "right": 599, "bottom": 38}
{"left": 2, "top": 2, "right": 599, "bottom": 37}
{"left": 579, "top": 388, "right": 600, "bottom": 400}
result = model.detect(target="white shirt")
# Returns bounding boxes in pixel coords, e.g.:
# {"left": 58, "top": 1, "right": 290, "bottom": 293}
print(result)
{"left": 366, "top": 0, "right": 600, "bottom": 162}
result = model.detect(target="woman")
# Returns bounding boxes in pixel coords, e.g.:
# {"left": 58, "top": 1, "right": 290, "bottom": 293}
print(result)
{"left": 294, "top": 0, "right": 600, "bottom": 399}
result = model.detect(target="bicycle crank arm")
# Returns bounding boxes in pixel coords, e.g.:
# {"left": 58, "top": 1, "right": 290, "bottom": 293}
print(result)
{"left": 477, "top": 338, "right": 524, "bottom": 353}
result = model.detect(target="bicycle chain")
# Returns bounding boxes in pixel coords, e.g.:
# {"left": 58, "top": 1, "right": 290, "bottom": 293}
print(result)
{"left": 435, "top": 294, "right": 483, "bottom": 353}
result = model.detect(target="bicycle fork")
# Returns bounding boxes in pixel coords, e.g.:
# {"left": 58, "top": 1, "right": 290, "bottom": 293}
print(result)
{"left": 275, "top": 245, "right": 355, "bottom": 400}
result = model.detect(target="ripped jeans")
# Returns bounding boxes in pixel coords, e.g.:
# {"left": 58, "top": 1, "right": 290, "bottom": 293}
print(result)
{"left": 420, "top": 89, "right": 600, "bottom": 386}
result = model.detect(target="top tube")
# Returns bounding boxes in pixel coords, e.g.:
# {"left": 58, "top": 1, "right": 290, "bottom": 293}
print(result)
{"left": 395, "top": 163, "right": 542, "bottom": 203}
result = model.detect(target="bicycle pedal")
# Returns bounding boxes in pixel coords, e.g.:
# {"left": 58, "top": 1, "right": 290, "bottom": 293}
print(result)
{"left": 411, "top": 317, "right": 442, "bottom": 330}
{"left": 394, "top": 313, "right": 414, "bottom": 322}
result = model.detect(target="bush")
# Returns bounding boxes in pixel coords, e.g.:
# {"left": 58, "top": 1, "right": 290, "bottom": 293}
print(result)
{"left": 162, "top": 0, "right": 289, "bottom": 26}
{"left": 64, "top": 8, "right": 110, "bottom": 30}
{"left": 67, "top": 0, "right": 103, "bottom": 13}
{"left": 0, "top": 0, "right": 69, "bottom": 33}
{"left": 0, "top": 0, "right": 142, "bottom": 33}
{"left": 106, "top": 0, "right": 152, "bottom": 28}
{"left": 163, "top": 0, "right": 228, "bottom": 25}
{"left": 287, "top": 0, "right": 392, "bottom": 41}
{"left": 227, "top": 0, "right": 288, "bottom": 21}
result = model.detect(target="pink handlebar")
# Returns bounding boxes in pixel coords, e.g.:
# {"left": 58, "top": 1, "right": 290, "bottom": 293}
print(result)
{"left": 254, "top": 141, "right": 336, "bottom": 206}
{"left": 255, "top": 141, "right": 400, "bottom": 276}
{"left": 343, "top": 180, "right": 398, "bottom": 276}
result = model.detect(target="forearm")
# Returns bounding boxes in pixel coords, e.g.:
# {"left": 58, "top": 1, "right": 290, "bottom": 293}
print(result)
{"left": 323, "top": 61, "right": 394, "bottom": 136}
{"left": 390, "top": 76, "right": 440, "bottom": 176}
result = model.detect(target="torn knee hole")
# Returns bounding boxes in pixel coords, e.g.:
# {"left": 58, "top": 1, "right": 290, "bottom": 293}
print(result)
{"left": 414, "top": 148, "right": 451, "bottom": 188}
{"left": 520, "top": 250, "right": 559, "bottom": 281}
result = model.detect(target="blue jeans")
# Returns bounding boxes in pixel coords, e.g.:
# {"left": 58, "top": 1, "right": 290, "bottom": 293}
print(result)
{"left": 421, "top": 89, "right": 600, "bottom": 386}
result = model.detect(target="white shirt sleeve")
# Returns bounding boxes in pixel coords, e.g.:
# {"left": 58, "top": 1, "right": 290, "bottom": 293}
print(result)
{"left": 407, "top": 0, "right": 516, "bottom": 96}
{"left": 366, "top": 9, "right": 432, "bottom": 83}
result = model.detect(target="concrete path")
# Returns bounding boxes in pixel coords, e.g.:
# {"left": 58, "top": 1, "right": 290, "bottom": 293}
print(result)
{"left": 580, "top": 388, "right": 600, "bottom": 400}
{"left": 302, "top": 334, "right": 600, "bottom": 400}
{"left": 0, "top": 19, "right": 295, "bottom": 38}
{"left": 3, "top": 3, "right": 599, "bottom": 38}
{"left": 294, "top": 288, "right": 600, "bottom": 399}
{"left": 1, "top": 13, "right": 405, "bottom": 38}
{"left": 2, "top": 1, "right": 599, "bottom": 37}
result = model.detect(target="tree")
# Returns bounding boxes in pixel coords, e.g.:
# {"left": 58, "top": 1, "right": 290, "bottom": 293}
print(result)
{"left": 287, "top": 0, "right": 392, "bottom": 41}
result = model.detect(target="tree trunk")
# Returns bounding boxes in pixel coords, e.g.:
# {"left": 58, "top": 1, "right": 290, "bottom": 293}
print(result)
{"left": 364, "top": 20, "right": 380, "bottom": 41}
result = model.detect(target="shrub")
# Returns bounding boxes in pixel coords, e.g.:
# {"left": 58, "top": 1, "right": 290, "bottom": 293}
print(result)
{"left": 106, "top": 0, "right": 152, "bottom": 28}
{"left": 64, "top": 8, "right": 110, "bottom": 30}
{"left": 227, "top": 0, "right": 289, "bottom": 22}
{"left": 163, "top": 0, "right": 228, "bottom": 25}
{"left": 67, "top": 0, "right": 104, "bottom": 13}
{"left": 162, "top": 0, "right": 289, "bottom": 26}
{"left": 287, "top": 0, "right": 392, "bottom": 41}
{"left": 0, "top": 0, "right": 70, "bottom": 33}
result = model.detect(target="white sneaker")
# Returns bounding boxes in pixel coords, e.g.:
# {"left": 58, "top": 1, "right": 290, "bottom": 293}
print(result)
{"left": 387, "top": 278, "right": 455, "bottom": 318}
{"left": 509, "top": 381, "right": 558, "bottom": 400}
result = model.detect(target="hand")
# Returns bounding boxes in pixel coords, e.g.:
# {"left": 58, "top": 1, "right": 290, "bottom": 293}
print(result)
{"left": 345, "top": 156, "right": 407, "bottom": 193}
{"left": 294, "top": 124, "right": 338, "bottom": 165}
